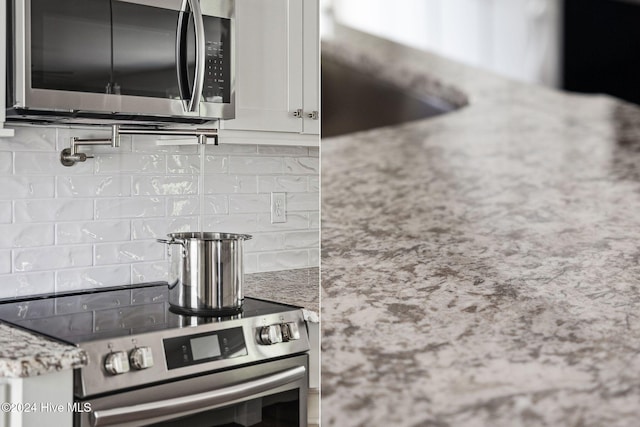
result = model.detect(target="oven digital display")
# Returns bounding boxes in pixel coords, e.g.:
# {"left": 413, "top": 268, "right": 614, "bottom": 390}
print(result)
{"left": 190, "top": 335, "right": 222, "bottom": 360}
{"left": 163, "top": 327, "right": 247, "bottom": 370}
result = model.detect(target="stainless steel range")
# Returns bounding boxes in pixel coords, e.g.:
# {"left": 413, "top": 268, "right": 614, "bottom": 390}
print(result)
{"left": 0, "top": 283, "right": 310, "bottom": 427}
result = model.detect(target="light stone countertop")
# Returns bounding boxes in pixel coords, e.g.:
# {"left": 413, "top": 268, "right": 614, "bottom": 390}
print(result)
{"left": 245, "top": 267, "right": 320, "bottom": 322}
{"left": 0, "top": 267, "right": 318, "bottom": 378}
{"left": 321, "top": 26, "right": 640, "bottom": 427}
{"left": 0, "top": 323, "right": 87, "bottom": 378}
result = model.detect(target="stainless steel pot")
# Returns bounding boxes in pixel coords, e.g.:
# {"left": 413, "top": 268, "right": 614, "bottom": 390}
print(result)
{"left": 157, "top": 232, "right": 252, "bottom": 316}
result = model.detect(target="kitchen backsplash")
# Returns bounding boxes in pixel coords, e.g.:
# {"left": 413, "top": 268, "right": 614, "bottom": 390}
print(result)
{"left": 0, "top": 125, "right": 319, "bottom": 298}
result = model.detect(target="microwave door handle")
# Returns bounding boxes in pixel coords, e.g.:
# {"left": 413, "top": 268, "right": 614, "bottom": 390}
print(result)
{"left": 175, "top": 0, "right": 191, "bottom": 108}
{"left": 186, "top": 0, "right": 205, "bottom": 112}
{"left": 90, "top": 366, "right": 306, "bottom": 427}
{"left": 175, "top": 0, "right": 204, "bottom": 112}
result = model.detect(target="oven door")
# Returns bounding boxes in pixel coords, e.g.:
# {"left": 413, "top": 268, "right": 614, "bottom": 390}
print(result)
{"left": 9, "top": 0, "right": 234, "bottom": 121}
{"left": 77, "top": 355, "right": 308, "bottom": 427}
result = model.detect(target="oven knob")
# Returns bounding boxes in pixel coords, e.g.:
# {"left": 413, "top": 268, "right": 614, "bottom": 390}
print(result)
{"left": 104, "top": 351, "right": 130, "bottom": 375}
{"left": 129, "top": 347, "right": 154, "bottom": 370}
{"left": 281, "top": 322, "right": 301, "bottom": 341}
{"left": 258, "top": 325, "right": 283, "bottom": 345}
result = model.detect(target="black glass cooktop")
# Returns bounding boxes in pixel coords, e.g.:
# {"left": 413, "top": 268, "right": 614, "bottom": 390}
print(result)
{"left": 0, "top": 283, "right": 298, "bottom": 344}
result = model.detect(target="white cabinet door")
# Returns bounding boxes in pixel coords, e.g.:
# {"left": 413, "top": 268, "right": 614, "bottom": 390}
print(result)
{"left": 490, "top": 0, "right": 561, "bottom": 86}
{"left": 302, "top": 0, "right": 319, "bottom": 134}
{"left": 224, "top": 0, "right": 303, "bottom": 133}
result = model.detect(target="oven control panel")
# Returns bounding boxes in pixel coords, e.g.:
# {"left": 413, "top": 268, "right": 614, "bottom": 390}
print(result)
{"left": 80, "top": 308, "right": 310, "bottom": 397}
{"left": 163, "top": 327, "right": 247, "bottom": 370}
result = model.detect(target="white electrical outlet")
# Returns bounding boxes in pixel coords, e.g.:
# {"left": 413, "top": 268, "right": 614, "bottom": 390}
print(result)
{"left": 271, "top": 192, "right": 287, "bottom": 223}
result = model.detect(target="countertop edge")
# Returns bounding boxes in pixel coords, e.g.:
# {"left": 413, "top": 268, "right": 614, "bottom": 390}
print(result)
{"left": 0, "top": 323, "right": 88, "bottom": 379}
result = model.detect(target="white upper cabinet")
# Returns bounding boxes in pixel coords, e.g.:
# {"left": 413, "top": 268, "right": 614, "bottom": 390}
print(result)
{"left": 223, "top": 0, "right": 319, "bottom": 135}
{"left": 302, "top": 0, "right": 319, "bottom": 135}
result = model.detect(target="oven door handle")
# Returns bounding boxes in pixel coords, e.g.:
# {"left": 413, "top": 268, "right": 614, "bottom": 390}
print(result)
{"left": 90, "top": 366, "right": 306, "bottom": 427}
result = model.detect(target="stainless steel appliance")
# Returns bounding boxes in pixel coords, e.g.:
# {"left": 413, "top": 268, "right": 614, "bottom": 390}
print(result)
{"left": 158, "top": 232, "right": 252, "bottom": 316}
{"left": 5, "top": 0, "right": 235, "bottom": 124}
{"left": 0, "top": 283, "right": 309, "bottom": 427}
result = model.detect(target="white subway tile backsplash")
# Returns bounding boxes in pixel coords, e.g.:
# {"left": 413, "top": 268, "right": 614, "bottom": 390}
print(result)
{"left": 284, "top": 157, "right": 319, "bottom": 174}
{"left": 229, "top": 156, "right": 283, "bottom": 174}
{"left": 132, "top": 217, "right": 198, "bottom": 240}
{"left": 95, "top": 154, "right": 166, "bottom": 174}
{"left": 14, "top": 152, "right": 94, "bottom": 175}
{"left": 0, "top": 251, "right": 11, "bottom": 274}
{"left": 203, "top": 214, "right": 259, "bottom": 233}
{"left": 167, "top": 155, "right": 201, "bottom": 174}
{"left": 0, "top": 124, "right": 317, "bottom": 295}
{"left": 56, "top": 265, "right": 131, "bottom": 292}
{"left": 309, "top": 176, "right": 319, "bottom": 192}
{"left": 256, "top": 213, "right": 309, "bottom": 231}
{"left": 244, "top": 254, "right": 258, "bottom": 274}
{"left": 57, "top": 221, "right": 131, "bottom": 244}
{"left": 309, "top": 249, "right": 319, "bottom": 266}
{"left": 5, "top": 126, "right": 56, "bottom": 152}
{"left": 166, "top": 197, "right": 199, "bottom": 217}
{"left": 283, "top": 231, "right": 319, "bottom": 250}
{"left": 0, "top": 177, "right": 55, "bottom": 199}
{"left": 287, "top": 193, "right": 320, "bottom": 212}
{"left": 204, "top": 175, "right": 258, "bottom": 194}
{"left": 96, "top": 197, "right": 165, "bottom": 219}
{"left": 14, "top": 199, "right": 94, "bottom": 222}
{"left": 229, "top": 194, "right": 270, "bottom": 214}
{"left": 14, "top": 246, "right": 93, "bottom": 272}
{"left": 310, "top": 212, "right": 320, "bottom": 229}
{"left": 204, "top": 155, "right": 228, "bottom": 173}
{"left": 206, "top": 144, "right": 257, "bottom": 155}
{"left": 245, "top": 233, "right": 285, "bottom": 252}
{"left": 258, "top": 146, "right": 309, "bottom": 156}
{"left": 0, "top": 153, "right": 12, "bottom": 174}
{"left": 0, "top": 202, "right": 10, "bottom": 224}
{"left": 132, "top": 176, "right": 198, "bottom": 196}
{"left": 258, "top": 176, "right": 308, "bottom": 193}
{"left": 131, "top": 261, "right": 168, "bottom": 283}
{"left": 95, "top": 241, "right": 164, "bottom": 265}
{"left": 132, "top": 135, "right": 197, "bottom": 154}
{"left": 0, "top": 224, "right": 54, "bottom": 248}
{"left": 57, "top": 175, "right": 131, "bottom": 198}
{"left": 203, "top": 196, "right": 229, "bottom": 215}
{"left": 0, "top": 272, "right": 55, "bottom": 298}
{"left": 257, "top": 250, "right": 309, "bottom": 271}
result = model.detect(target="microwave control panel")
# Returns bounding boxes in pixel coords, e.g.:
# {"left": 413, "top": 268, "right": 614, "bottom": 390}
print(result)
{"left": 203, "top": 16, "right": 231, "bottom": 103}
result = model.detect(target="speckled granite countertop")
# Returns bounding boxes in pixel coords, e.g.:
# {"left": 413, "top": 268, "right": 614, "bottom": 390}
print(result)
{"left": 322, "top": 26, "right": 640, "bottom": 426}
{"left": 0, "top": 323, "right": 87, "bottom": 378}
{"left": 0, "top": 267, "right": 318, "bottom": 378}
{"left": 246, "top": 267, "right": 319, "bottom": 322}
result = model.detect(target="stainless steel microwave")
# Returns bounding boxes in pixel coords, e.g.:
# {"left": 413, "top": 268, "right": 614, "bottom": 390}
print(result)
{"left": 6, "top": 0, "right": 235, "bottom": 124}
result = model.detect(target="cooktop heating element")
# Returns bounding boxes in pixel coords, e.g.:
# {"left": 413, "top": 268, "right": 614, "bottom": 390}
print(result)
{"left": 0, "top": 283, "right": 310, "bottom": 398}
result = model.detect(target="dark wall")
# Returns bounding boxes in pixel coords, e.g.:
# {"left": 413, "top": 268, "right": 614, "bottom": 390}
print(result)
{"left": 563, "top": 0, "right": 640, "bottom": 105}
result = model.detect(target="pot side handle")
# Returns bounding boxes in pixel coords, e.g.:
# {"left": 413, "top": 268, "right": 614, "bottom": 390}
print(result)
{"left": 156, "top": 239, "right": 187, "bottom": 258}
